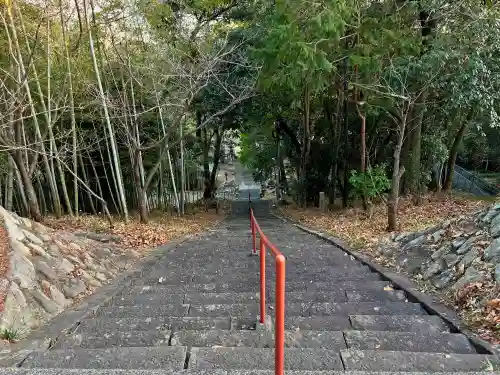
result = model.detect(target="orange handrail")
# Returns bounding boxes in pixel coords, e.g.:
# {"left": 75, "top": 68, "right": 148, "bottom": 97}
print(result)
{"left": 249, "top": 207, "right": 285, "bottom": 375}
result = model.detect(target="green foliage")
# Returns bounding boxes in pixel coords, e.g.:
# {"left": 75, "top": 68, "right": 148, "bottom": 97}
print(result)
{"left": 0, "top": 327, "right": 23, "bottom": 343}
{"left": 239, "top": 127, "right": 277, "bottom": 181}
{"left": 349, "top": 165, "right": 391, "bottom": 201}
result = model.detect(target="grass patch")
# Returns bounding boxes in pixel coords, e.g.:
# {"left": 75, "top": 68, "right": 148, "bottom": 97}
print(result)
{"left": 0, "top": 327, "right": 23, "bottom": 342}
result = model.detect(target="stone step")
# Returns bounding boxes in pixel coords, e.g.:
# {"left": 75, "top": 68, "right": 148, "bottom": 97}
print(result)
{"left": 137, "top": 268, "right": 381, "bottom": 285}
{"left": 273, "top": 289, "right": 405, "bottom": 303}
{"left": 125, "top": 283, "right": 261, "bottom": 293}
{"left": 185, "top": 301, "right": 425, "bottom": 317}
{"left": 268, "top": 290, "right": 348, "bottom": 303}
{"left": 60, "top": 328, "right": 354, "bottom": 351}
{"left": 183, "top": 290, "right": 350, "bottom": 304}
{"left": 283, "top": 313, "right": 449, "bottom": 333}
{"left": 3, "top": 370, "right": 497, "bottom": 375}
{"left": 22, "top": 347, "right": 187, "bottom": 369}
{"left": 77, "top": 316, "right": 232, "bottom": 333}
{"left": 146, "top": 262, "right": 368, "bottom": 278}
{"left": 349, "top": 314, "right": 450, "bottom": 332}
{"left": 343, "top": 330, "right": 476, "bottom": 353}
{"left": 171, "top": 329, "right": 346, "bottom": 349}
{"left": 95, "top": 304, "right": 189, "bottom": 318}
{"left": 108, "top": 292, "right": 185, "bottom": 306}
{"left": 54, "top": 330, "right": 172, "bottom": 349}
{"left": 77, "top": 314, "right": 447, "bottom": 337}
{"left": 184, "top": 292, "right": 260, "bottom": 304}
{"left": 285, "top": 315, "right": 353, "bottom": 331}
{"left": 100, "top": 300, "right": 426, "bottom": 319}
{"left": 187, "top": 303, "right": 259, "bottom": 317}
{"left": 124, "top": 280, "right": 392, "bottom": 295}
{"left": 302, "top": 301, "right": 426, "bottom": 316}
{"left": 192, "top": 271, "right": 381, "bottom": 285}
{"left": 270, "top": 280, "right": 391, "bottom": 292}
{"left": 340, "top": 350, "right": 500, "bottom": 371}
{"left": 345, "top": 289, "right": 406, "bottom": 302}
{"left": 189, "top": 347, "right": 344, "bottom": 370}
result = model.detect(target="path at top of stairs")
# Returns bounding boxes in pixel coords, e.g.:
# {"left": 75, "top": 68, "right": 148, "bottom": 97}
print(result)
{"left": 5, "top": 200, "right": 500, "bottom": 373}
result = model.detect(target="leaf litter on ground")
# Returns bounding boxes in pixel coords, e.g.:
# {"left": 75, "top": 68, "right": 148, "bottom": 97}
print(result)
{"left": 45, "top": 211, "right": 223, "bottom": 251}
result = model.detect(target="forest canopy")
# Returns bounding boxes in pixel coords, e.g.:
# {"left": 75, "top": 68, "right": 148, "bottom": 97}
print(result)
{"left": 0, "top": 0, "right": 499, "bottom": 230}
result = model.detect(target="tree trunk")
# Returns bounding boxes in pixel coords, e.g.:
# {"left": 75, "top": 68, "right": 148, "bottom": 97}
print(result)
{"left": 134, "top": 150, "right": 149, "bottom": 223}
{"left": 387, "top": 105, "right": 408, "bottom": 231}
{"left": 278, "top": 151, "right": 288, "bottom": 193}
{"left": 408, "top": 92, "right": 427, "bottom": 205}
{"left": 202, "top": 128, "right": 210, "bottom": 183}
{"left": 341, "top": 56, "right": 349, "bottom": 208}
{"left": 298, "top": 84, "right": 312, "bottom": 208}
{"left": 87, "top": 14, "right": 129, "bottom": 221}
{"left": 358, "top": 106, "right": 368, "bottom": 210}
{"left": 444, "top": 120, "right": 469, "bottom": 192}
{"left": 79, "top": 153, "right": 97, "bottom": 214}
{"left": 6, "top": 157, "right": 14, "bottom": 210}
{"left": 180, "top": 121, "right": 185, "bottom": 215}
{"left": 326, "top": 93, "right": 341, "bottom": 206}
{"left": 8, "top": 4, "right": 62, "bottom": 217}
{"left": 96, "top": 124, "right": 120, "bottom": 214}
{"left": 59, "top": 0, "right": 78, "bottom": 216}
{"left": 13, "top": 162, "right": 29, "bottom": 215}
{"left": 12, "top": 152, "right": 42, "bottom": 222}
{"left": 209, "top": 127, "right": 223, "bottom": 189}
{"left": 87, "top": 150, "right": 105, "bottom": 214}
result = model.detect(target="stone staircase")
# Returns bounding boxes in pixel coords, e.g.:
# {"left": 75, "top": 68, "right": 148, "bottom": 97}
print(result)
{"left": 3, "top": 201, "right": 499, "bottom": 374}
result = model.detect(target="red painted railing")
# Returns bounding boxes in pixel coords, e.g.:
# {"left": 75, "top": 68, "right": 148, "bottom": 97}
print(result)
{"left": 249, "top": 207, "right": 285, "bottom": 375}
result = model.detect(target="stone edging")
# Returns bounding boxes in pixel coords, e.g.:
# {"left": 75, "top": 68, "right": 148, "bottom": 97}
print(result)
{"left": 274, "top": 213, "right": 500, "bottom": 357}
{"left": 0, "top": 232, "right": 200, "bottom": 367}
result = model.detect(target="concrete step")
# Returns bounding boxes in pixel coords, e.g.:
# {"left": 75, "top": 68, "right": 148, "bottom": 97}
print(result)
{"left": 127, "top": 280, "right": 392, "bottom": 294}
{"left": 269, "top": 290, "right": 348, "bottom": 303}
{"left": 272, "top": 289, "right": 405, "bottom": 303}
{"left": 124, "top": 283, "right": 260, "bottom": 293}
{"left": 340, "top": 350, "right": 500, "bottom": 371}
{"left": 96, "top": 304, "right": 189, "bottom": 318}
{"left": 77, "top": 316, "right": 232, "bottom": 333}
{"left": 171, "top": 329, "right": 269, "bottom": 348}
{"left": 345, "top": 289, "right": 406, "bottom": 302}
{"left": 189, "top": 347, "right": 343, "bottom": 370}
{"left": 171, "top": 329, "right": 346, "bottom": 349}
{"left": 344, "top": 330, "right": 476, "bottom": 353}
{"left": 146, "top": 264, "right": 259, "bottom": 274}
{"left": 349, "top": 314, "right": 450, "bottom": 332}
{"left": 184, "top": 292, "right": 259, "bottom": 304}
{"left": 284, "top": 314, "right": 449, "bottom": 333}
{"left": 4, "top": 370, "right": 498, "bottom": 375}
{"left": 285, "top": 315, "right": 352, "bottom": 331}
{"left": 108, "top": 292, "right": 185, "bottom": 306}
{"left": 187, "top": 303, "right": 259, "bottom": 317}
{"left": 269, "top": 280, "right": 392, "bottom": 292}
{"left": 185, "top": 301, "right": 425, "bottom": 317}
{"left": 183, "top": 290, "right": 349, "bottom": 304}
{"left": 54, "top": 330, "right": 171, "bottom": 349}
{"left": 281, "top": 265, "right": 372, "bottom": 275}
{"left": 191, "top": 272, "right": 381, "bottom": 285}
{"left": 97, "top": 300, "right": 426, "bottom": 319}
{"left": 303, "top": 301, "right": 426, "bottom": 316}
{"left": 22, "top": 347, "right": 187, "bottom": 369}
{"left": 137, "top": 268, "right": 381, "bottom": 285}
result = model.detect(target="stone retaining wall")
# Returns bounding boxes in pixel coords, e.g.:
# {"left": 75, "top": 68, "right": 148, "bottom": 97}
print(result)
{"left": 379, "top": 203, "right": 500, "bottom": 290}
